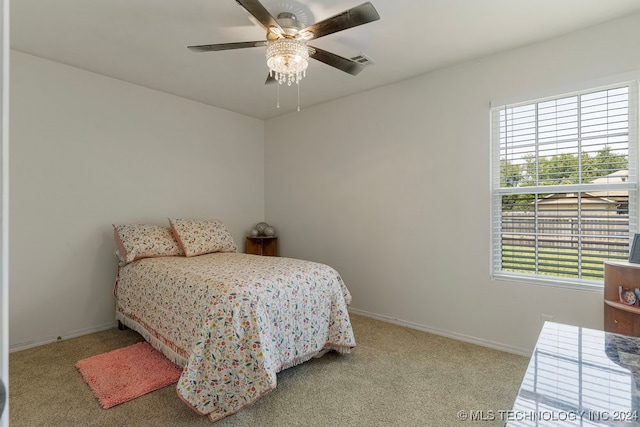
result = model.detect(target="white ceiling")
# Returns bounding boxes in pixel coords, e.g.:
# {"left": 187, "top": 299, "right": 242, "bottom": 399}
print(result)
{"left": 10, "top": 0, "right": 640, "bottom": 120}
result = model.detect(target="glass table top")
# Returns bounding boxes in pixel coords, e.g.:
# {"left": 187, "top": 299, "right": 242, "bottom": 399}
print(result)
{"left": 508, "top": 322, "right": 640, "bottom": 426}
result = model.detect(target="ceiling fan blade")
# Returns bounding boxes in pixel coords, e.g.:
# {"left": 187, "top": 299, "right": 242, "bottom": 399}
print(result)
{"left": 300, "top": 2, "right": 380, "bottom": 41}
{"left": 235, "top": 0, "right": 283, "bottom": 33}
{"left": 188, "top": 41, "right": 267, "bottom": 52}
{"left": 265, "top": 74, "right": 276, "bottom": 85}
{"left": 310, "top": 47, "right": 365, "bottom": 76}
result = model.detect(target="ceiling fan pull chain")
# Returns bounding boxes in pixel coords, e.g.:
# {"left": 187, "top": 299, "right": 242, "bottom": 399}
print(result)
{"left": 276, "top": 81, "right": 280, "bottom": 109}
{"left": 297, "top": 81, "right": 301, "bottom": 112}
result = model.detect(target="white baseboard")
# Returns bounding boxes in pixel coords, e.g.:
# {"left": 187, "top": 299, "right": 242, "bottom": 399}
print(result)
{"left": 9, "top": 321, "right": 118, "bottom": 353}
{"left": 348, "top": 307, "right": 531, "bottom": 357}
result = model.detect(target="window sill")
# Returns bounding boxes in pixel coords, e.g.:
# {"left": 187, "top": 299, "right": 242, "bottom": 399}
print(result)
{"left": 492, "top": 272, "right": 604, "bottom": 292}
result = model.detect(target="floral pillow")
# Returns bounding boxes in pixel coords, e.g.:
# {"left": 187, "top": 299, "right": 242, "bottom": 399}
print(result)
{"left": 169, "top": 218, "right": 237, "bottom": 257}
{"left": 113, "top": 224, "right": 184, "bottom": 264}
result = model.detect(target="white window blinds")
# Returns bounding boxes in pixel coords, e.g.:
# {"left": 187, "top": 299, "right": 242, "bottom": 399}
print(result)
{"left": 491, "top": 82, "right": 638, "bottom": 284}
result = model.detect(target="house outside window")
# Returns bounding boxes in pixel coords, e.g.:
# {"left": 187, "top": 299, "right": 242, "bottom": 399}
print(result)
{"left": 491, "top": 82, "right": 639, "bottom": 286}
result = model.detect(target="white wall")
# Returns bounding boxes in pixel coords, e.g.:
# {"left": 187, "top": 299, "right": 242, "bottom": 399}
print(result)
{"left": 9, "top": 51, "right": 265, "bottom": 349}
{"left": 265, "top": 12, "right": 640, "bottom": 354}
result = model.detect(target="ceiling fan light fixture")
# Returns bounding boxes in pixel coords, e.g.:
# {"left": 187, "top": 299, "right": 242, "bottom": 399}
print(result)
{"left": 266, "top": 39, "right": 314, "bottom": 86}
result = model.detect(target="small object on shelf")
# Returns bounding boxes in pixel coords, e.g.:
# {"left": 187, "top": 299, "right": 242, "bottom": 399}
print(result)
{"left": 250, "top": 222, "right": 276, "bottom": 237}
{"left": 622, "top": 288, "right": 638, "bottom": 306}
{"left": 263, "top": 226, "right": 276, "bottom": 237}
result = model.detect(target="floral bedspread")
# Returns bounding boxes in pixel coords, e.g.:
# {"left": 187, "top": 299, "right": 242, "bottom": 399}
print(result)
{"left": 115, "top": 252, "right": 355, "bottom": 422}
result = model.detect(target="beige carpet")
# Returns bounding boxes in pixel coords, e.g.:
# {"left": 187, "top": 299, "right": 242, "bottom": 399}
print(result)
{"left": 9, "top": 314, "right": 528, "bottom": 426}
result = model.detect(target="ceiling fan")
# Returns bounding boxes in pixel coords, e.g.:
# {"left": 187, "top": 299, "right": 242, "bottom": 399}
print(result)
{"left": 188, "top": 1, "right": 381, "bottom": 86}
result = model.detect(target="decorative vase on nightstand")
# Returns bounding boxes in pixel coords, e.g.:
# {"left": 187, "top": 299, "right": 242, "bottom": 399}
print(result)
{"left": 263, "top": 226, "right": 276, "bottom": 237}
{"left": 250, "top": 222, "right": 276, "bottom": 238}
{"left": 255, "top": 222, "right": 269, "bottom": 233}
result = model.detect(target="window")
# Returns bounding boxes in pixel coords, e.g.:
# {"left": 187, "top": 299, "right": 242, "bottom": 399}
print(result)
{"left": 491, "top": 82, "right": 639, "bottom": 286}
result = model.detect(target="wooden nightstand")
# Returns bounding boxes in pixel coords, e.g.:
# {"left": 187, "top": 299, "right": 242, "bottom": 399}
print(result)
{"left": 245, "top": 236, "right": 278, "bottom": 256}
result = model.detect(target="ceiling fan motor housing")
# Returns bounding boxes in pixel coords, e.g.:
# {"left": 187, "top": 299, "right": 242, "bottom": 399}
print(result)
{"left": 268, "top": 12, "right": 302, "bottom": 38}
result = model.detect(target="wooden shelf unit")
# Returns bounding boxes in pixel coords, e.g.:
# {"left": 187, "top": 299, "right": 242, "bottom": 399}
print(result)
{"left": 604, "top": 261, "right": 640, "bottom": 336}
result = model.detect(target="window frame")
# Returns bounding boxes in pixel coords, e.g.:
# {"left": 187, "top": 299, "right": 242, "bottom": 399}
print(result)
{"left": 490, "top": 81, "right": 639, "bottom": 289}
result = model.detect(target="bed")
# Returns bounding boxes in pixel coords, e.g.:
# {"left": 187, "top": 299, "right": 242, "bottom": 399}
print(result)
{"left": 113, "top": 220, "right": 356, "bottom": 422}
